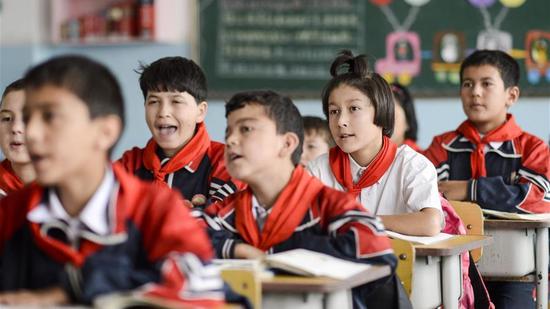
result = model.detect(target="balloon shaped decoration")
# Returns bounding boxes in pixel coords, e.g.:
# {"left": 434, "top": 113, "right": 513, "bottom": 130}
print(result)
{"left": 467, "top": 0, "right": 496, "bottom": 8}
{"left": 404, "top": 0, "right": 431, "bottom": 6}
{"left": 370, "top": 0, "right": 393, "bottom": 6}
{"left": 500, "top": 0, "right": 526, "bottom": 8}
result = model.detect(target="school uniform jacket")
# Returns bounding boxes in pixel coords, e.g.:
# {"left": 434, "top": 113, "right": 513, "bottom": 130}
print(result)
{"left": 424, "top": 115, "right": 550, "bottom": 213}
{"left": 204, "top": 166, "right": 396, "bottom": 307}
{"left": 0, "top": 165, "right": 215, "bottom": 304}
{"left": 0, "top": 159, "right": 24, "bottom": 198}
{"left": 118, "top": 124, "right": 241, "bottom": 207}
{"left": 206, "top": 165, "right": 394, "bottom": 262}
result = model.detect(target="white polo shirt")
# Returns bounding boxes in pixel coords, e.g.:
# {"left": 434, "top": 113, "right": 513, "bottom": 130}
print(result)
{"left": 307, "top": 145, "right": 442, "bottom": 217}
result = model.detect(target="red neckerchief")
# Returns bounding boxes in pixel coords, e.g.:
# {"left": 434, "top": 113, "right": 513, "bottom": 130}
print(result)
{"left": 234, "top": 166, "right": 324, "bottom": 251}
{"left": 0, "top": 159, "right": 24, "bottom": 194}
{"left": 143, "top": 123, "right": 210, "bottom": 184}
{"left": 456, "top": 114, "right": 522, "bottom": 178}
{"left": 329, "top": 136, "right": 397, "bottom": 198}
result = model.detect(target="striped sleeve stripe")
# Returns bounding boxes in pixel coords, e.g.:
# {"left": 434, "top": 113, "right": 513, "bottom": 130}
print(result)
{"left": 518, "top": 169, "right": 550, "bottom": 192}
{"left": 328, "top": 211, "right": 386, "bottom": 236}
{"left": 438, "top": 171, "right": 450, "bottom": 181}
{"left": 436, "top": 163, "right": 450, "bottom": 174}
{"left": 470, "top": 179, "right": 477, "bottom": 201}
{"left": 222, "top": 239, "right": 234, "bottom": 259}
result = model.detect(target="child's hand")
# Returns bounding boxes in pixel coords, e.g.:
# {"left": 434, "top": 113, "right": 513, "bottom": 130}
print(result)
{"left": 234, "top": 243, "right": 265, "bottom": 260}
{"left": 0, "top": 287, "right": 69, "bottom": 305}
{"left": 438, "top": 180, "right": 469, "bottom": 201}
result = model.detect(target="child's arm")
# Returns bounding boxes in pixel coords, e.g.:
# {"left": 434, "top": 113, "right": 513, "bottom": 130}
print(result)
{"left": 379, "top": 208, "right": 442, "bottom": 236}
{"left": 468, "top": 140, "right": 550, "bottom": 213}
{"left": 438, "top": 180, "right": 469, "bottom": 201}
{"left": 423, "top": 134, "right": 450, "bottom": 180}
{"left": 282, "top": 190, "right": 397, "bottom": 269}
{"left": 0, "top": 287, "right": 68, "bottom": 305}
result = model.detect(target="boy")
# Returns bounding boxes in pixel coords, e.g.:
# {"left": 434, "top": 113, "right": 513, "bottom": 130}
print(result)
{"left": 118, "top": 57, "right": 241, "bottom": 208}
{"left": 424, "top": 49, "right": 550, "bottom": 308}
{"left": 0, "top": 79, "right": 36, "bottom": 197}
{"left": 424, "top": 49, "right": 550, "bottom": 214}
{"left": 300, "top": 115, "right": 335, "bottom": 166}
{"left": 206, "top": 90, "right": 407, "bottom": 308}
{"left": 0, "top": 56, "right": 221, "bottom": 305}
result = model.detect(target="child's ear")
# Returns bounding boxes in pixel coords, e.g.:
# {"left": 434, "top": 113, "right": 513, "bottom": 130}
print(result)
{"left": 196, "top": 101, "right": 208, "bottom": 123}
{"left": 505, "top": 86, "right": 520, "bottom": 108}
{"left": 94, "top": 115, "right": 122, "bottom": 152}
{"left": 279, "top": 132, "right": 300, "bottom": 159}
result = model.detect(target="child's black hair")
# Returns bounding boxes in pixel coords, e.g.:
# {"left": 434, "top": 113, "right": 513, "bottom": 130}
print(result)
{"left": 138, "top": 56, "right": 207, "bottom": 103}
{"left": 322, "top": 50, "right": 394, "bottom": 137}
{"left": 226, "top": 90, "right": 304, "bottom": 166}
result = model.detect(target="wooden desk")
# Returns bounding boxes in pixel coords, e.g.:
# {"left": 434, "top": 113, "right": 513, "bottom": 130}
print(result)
{"left": 260, "top": 265, "right": 391, "bottom": 309}
{"left": 411, "top": 235, "right": 492, "bottom": 309}
{"left": 479, "top": 219, "right": 550, "bottom": 309}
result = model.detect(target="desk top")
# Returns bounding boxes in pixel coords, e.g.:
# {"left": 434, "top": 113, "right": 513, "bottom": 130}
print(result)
{"left": 414, "top": 235, "right": 492, "bottom": 256}
{"left": 261, "top": 264, "right": 391, "bottom": 293}
{"left": 484, "top": 219, "right": 550, "bottom": 229}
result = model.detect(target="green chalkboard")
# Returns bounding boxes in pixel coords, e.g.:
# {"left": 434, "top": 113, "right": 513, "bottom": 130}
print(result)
{"left": 199, "top": 0, "right": 550, "bottom": 99}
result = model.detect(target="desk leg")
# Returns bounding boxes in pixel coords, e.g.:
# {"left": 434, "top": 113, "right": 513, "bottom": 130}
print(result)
{"left": 535, "top": 227, "right": 548, "bottom": 309}
{"left": 441, "top": 255, "right": 461, "bottom": 309}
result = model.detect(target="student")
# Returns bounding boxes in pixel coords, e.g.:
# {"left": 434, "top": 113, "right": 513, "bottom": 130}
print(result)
{"left": 0, "top": 56, "right": 221, "bottom": 306}
{"left": 206, "top": 90, "right": 409, "bottom": 308}
{"left": 300, "top": 115, "right": 334, "bottom": 165}
{"left": 424, "top": 49, "right": 550, "bottom": 308}
{"left": 0, "top": 79, "right": 36, "bottom": 197}
{"left": 118, "top": 57, "right": 241, "bottom": 208}
{"left": 307, "top": 50, "right": 443, "bottom": 237}
{"left": 390, "top": 83, "right": 421, "bottom": 152}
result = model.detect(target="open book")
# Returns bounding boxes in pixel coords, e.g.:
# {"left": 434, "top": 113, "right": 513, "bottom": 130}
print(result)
{"left": 482, "top": 209, "right": 550, "bottom": 221}
{"left": 262, "top": 249, "right": 372, "bottom": 280}
{"left": 386, "top": 230, "right": 454, "bottom": 245}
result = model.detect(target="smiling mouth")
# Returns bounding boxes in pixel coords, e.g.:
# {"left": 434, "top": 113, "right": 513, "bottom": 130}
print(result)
{"left": 157, "top": 125, "right": 177, "bottom": 136}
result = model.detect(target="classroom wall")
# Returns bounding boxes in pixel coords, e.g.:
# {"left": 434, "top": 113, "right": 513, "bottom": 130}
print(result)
{"left": 1, "top": 0, "right": 549, "bottom": 160}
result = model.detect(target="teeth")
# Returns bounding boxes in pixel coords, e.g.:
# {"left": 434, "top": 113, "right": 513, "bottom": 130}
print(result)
{"left": 158, "top": 126, "right": 177, "bottom": 135}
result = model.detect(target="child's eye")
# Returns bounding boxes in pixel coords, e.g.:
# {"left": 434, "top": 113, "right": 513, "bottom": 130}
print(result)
{"left": 240, "top": 126, "right": 252, "bottom": 133}
{"left": 461, "top": 81, "right": 472, "bottom": 88}
{"left": 147, "top": 100, "right": 158, "bottom": 105}
{"left": 0, "top": 116, "right": 12, "bottom": 123}
{"left": 328, "top": 109, "right": 339, "bottom": 116}
{"left": 173, "top": 100, "right": 184, "bottom": 104}
{"left": 482, "top": 81, "right": 492, "bottom": 87}
{"left": 307, "top": 144, "right": 317, "bottom": 150}
{"left": 350, "top": 106, "right": 361, "bottom": 112}
{"left": 42, "top": 111, "right": 55, "bottom": 123}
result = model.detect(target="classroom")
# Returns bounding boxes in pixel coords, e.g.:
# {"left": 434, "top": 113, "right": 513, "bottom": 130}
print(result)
{"left": 1, "top": 0, "right": 549, "bottom": 308}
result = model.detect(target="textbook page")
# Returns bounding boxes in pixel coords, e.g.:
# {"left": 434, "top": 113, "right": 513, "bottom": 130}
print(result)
{"left": 265, "top": 249, "right": 371, "bottom": 280}
{"left": 482, "top": 209, "right": 550, "bottom": 221}
{"left": 386, "top": 230, "right": 454, "bottom": 245}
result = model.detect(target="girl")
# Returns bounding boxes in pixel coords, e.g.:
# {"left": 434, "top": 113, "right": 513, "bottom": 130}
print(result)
{"left": 307, "top": 50, "right": 442, "bottom": 236}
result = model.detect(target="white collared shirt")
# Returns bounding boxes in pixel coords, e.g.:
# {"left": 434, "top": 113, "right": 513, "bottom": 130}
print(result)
{"left": 458, "top": 136, "right": 503, "bottom": 152}
{"left": 251, "top": 195, "right": 272, "bottom": 231}
{"left": 307, "top": 145, "right": 443, "bottom": 218}
{"left": 27, "top": 167, "right": 116, "bottom": 240}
